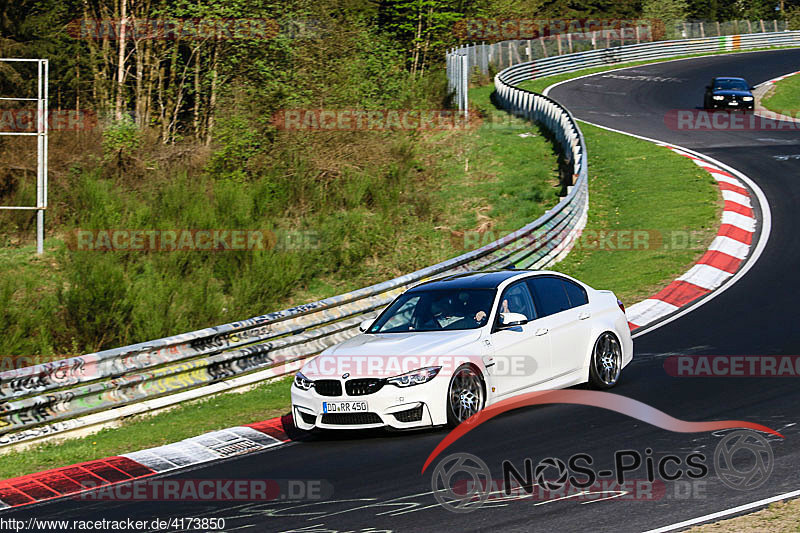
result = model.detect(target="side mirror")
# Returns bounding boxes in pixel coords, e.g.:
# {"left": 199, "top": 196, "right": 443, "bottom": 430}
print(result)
{"left": 750, "top": 86, "right": 756, "bottom": 91}
{"left": 705, "top": 85, "right": 711, "bottom": 90}
{"left": 499, "top": 312, "right": 528, "bottom": 328}
{"left": 359, "top": 319, "right": 375, "bottom": 333}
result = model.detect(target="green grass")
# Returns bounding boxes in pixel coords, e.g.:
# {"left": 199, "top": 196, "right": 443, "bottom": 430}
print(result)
{"left": 0, "top": 57, "right": 720, "bottom": 481}
{"left": 0, "top": 378, "right": 293, "bottom": 480}
{"left": 761, "top": 71, "right": 800, "bottom": 116}
{"left": 552, "top": 123, "right": 720, "bottom": 305}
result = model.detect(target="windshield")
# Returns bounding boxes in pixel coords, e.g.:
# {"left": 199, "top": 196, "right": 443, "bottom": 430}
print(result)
{"left": 713, "top": 79, "right": 749, "bottom": 92}
{"left": 369, "top": 288, "right": 496, "bottom": 333}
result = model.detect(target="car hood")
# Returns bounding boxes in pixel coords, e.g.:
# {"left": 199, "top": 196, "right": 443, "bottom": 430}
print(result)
{"left": 712, "top": 89, "right": 752, "bottom": 97}
{"left": 301, "top": 330, "right": 484, "bottom": 379}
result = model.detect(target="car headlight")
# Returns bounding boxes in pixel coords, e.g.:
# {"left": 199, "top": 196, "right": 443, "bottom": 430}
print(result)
{"left": 742, "top": 96, "right": 753, "bottom": 101}
{"left": 387, "top": 366, "right": 442, "bottom": 387}
{"left": 293, "top": 372, "right": 314, "bottom": 391}
{"left": 712, "top": 95, "right": 725, "bottom": 100}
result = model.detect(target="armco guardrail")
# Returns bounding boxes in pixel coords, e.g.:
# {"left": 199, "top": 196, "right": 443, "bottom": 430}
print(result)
{"left": 0, "top": 102, "right": 588, "bottom": 444}
{"left": 448, "top": 31, "right": 800, "bottom": 112}
{"left": 7, "top": 29, "right": 798, "bottom": 446}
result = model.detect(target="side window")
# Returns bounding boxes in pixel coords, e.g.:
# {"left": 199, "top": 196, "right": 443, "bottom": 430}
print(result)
{"left": 497, "top": 282, "right": 536, "bottom": 321}
{"left": 563, "top": 279, "right": 589, "bottom": 308}
{"left": 527, "top": 277, "right": 571, "bottom": 317}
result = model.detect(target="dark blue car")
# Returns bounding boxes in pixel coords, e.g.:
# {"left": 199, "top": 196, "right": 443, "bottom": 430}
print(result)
{"left": 703, "top": 77, "right": 755, "bottom": 111}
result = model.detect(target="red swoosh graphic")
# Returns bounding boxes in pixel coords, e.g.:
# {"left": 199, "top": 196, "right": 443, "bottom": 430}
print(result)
{"left": 421, "top": 390, "right": 783, "bottom": 473}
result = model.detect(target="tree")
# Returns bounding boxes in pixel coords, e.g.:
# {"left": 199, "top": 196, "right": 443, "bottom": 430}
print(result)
{"left": 642, "top": 0, "right": 688, "bottom": 38}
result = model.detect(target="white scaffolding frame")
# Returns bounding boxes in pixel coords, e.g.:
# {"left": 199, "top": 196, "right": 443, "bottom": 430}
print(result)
{"left": 0, "top": 58, "right": 48, "bottom": 254}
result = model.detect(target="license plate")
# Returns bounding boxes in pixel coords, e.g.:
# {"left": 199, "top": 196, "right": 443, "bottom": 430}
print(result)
{"left": 322, "top": 401, "right": 368, "bottom": 413}
{"left": 729, "top": 101, "right": 738, "bottom": 106}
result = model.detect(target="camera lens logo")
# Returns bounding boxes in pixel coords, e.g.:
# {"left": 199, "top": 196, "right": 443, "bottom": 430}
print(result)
{"left": 714, "top": 430, "right": 773, "bottom": 490}
{"left": 431, "top": 452, "right": 492, "bottom": 513}
{"left": 534, "top": 457, "right": 569, "bottom": 491}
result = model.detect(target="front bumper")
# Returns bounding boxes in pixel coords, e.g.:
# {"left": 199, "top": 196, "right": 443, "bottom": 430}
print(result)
{"left": 291, "top": 377, "right": 449, "bottom": 430}
{"left": 709, "top": 100, "right": 754, "bottom": 110}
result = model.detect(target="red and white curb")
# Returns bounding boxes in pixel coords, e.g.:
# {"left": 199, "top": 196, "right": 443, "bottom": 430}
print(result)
{"left": 754, "top": 70, "right": 800, "bottom": 123}
{"left": 0, "top": 416, "right": 292, "bottom": 509}
{"left": 625, "top": 145, "right": 758, "bottom": 331}
{"left": 763, "top": 70, "right": 800, "bottom": 85}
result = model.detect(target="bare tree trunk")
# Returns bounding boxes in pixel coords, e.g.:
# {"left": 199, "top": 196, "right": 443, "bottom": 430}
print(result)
{"left": 193, "top": 49, "right": 201, "bottom": 139}
{"left": 143, "top": 37, "right": 154, "bottom": 128}
{"left": 411, "top": 6, "right": 423, "bottom": 77}
{"left": 116, "top": 0, "right": 128, "bottom": 121}
{"left": 161, "top": 38, "right": 181, "bottom": 143}
{"left": 206, "top": 42, "right": 218, "bottom": 146}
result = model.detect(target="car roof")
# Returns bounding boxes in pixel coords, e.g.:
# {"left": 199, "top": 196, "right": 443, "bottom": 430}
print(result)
{"left": 407, "top": 270, "right": 554, "bottom": 291}
{"left": 712, "top": 77, "right": 746, "bottom": 82}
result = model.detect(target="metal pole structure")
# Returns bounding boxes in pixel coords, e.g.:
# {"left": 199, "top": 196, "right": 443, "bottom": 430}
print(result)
{"left": 461, "top": 54, "right": 468, "bottom": 120}
{"left": 0, "top": 58, "right": 47, "bottom": 255}
{"left": 37, "top": 60, "right": 43, "bottom": 254}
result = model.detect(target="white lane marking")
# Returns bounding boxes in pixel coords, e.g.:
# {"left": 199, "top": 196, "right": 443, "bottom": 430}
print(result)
{"left": 677, "top": 264, "right": 733, "bottom": 290}
{"left": 689, "top": 158, "right": 721, "bottom": 171}
{"left": 708, "top": 235, "right": 750, "bottom": 259}
{"left": 721, "top": 211, "right": 757, "bottom": 232}
{"left": 709, "top": 173, "right": 744, "bottom": 188}
{"left": 642, "top": 489, "right": 800, "bottom": 533}
{"left": 625, "top": 299, "right": 680, "bottom": 325}
{"left": 722, "top": 189, "right": 752, "bottom": 207}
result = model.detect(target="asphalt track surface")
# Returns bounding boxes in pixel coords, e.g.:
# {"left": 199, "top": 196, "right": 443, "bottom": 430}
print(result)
{"left": 7, "top": 49, "right": 800, "bottom": 532}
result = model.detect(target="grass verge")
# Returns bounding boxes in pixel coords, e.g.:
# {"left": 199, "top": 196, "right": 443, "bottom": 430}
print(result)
{"left": 0, "top": 378, "right": 292, "bottom": 479}
{"left": 761, "top": 70, "right": 800, "bottom": 116}
{"left": 0, "top": 62, "right": 720, "bottom": 480}
{"left": 688, "top": 498, "right": 800, "bottom": 532}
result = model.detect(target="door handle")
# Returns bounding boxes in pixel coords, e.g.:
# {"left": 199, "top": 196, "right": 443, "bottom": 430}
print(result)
{"left": 535, "top": 328, "right": 549, "bottom": 336}
{"left": 578, "top": 311, "right": 591, "bottom": 320}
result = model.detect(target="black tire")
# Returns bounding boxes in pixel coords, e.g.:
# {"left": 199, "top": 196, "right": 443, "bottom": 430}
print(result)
{"left": 446, "top": 364, "right": 485, "bottom": 428}
{"left": 588, "top": 332, "right": 623, "bottom": 390}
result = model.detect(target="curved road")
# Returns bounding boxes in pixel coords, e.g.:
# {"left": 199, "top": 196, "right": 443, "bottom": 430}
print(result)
{"left": 8, "top": 49, "right": 800, "bottom": 532}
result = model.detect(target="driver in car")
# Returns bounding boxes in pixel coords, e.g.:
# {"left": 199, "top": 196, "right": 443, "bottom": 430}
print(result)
{"left": 474, "top": 298, "right": 511, "bottom": 323}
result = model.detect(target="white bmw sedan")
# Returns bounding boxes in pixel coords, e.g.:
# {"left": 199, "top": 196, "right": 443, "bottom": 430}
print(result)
{"left": 291, "top": 270, "right": 633, "bottom": 430}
